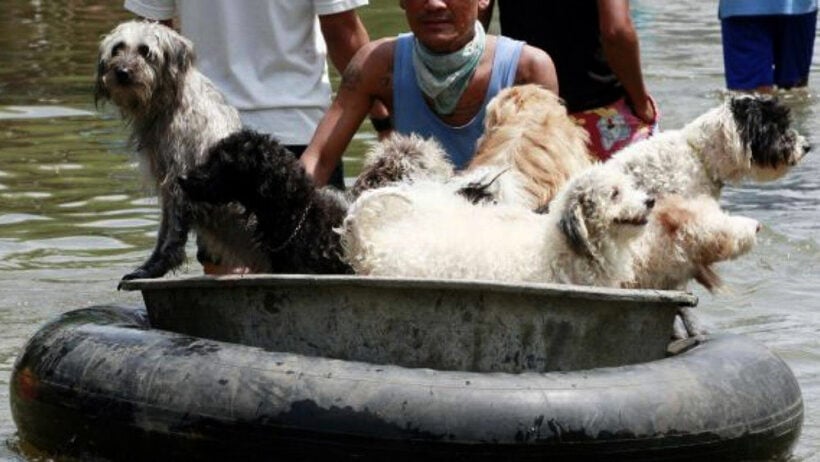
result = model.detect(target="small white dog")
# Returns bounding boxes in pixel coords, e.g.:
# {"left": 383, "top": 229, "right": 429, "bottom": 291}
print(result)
{"left": 625, "top": 194, "right": 760, "bottom": 292}
{"left": 351, "top": 132, "right": 533, "bottom": 210}
{"left": 341, "top": 165, "right": 654, "bottom": 287}
{"left": 608, "top": 95, "right": 810, "bottom": 199}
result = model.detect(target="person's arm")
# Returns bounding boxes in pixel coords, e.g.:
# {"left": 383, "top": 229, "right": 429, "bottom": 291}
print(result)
{"left": 320, "top": 9, "right": 392, "bottom": 137}
{"left": 319, "top": 10, "right": 369, "bottom": 76}
{"left": 300, "top": 39, "right": 394, "bottom": 186}
{"left": 597, "top": 0, "right": 655, "bottom": 123}
{"left": 514, "top": 44, "right": 560, "bottom": 94}
{"left": 478, "top": 0, "right": 495, "bottom": 30}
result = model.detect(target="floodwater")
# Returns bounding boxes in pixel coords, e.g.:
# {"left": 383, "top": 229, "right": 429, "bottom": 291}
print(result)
{"left": 1, "top": 1, "right": 819, "bottom": 460}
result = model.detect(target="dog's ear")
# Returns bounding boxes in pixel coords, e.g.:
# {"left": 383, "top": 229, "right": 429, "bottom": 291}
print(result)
{"left": 160, "top": 30, "right": 195, "bottom": 83}
{"left": 694, "top": 263, "right": 722, "bottom": 292}
{"left": 171, "top": 34, "right": 195, "bottom": 75}
{"left": 93, "top": 55, "right": 109, "bottom": 107}
{"left": 655, "top": 197, "right": 692, "bottom": 235}
{"left": 154, "top": 30, "right": 195, "bottom": 105}
{"left": 730, "top": 95, "right": 791, "bottom": 168}
{"left": 456, "top": 168, "right": 508, "bottom": 205}
{"left": 559, "top": 192, "right": 595, "bottom": 260}
{"left": 165, "top": 26, "right": 195, "bottom": 74}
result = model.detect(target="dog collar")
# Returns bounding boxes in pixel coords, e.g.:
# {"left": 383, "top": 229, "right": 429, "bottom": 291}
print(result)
{"left": 267, "top": 197, "right": 314, "bottom": 254}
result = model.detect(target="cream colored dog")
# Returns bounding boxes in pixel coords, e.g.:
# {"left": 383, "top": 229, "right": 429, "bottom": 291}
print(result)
{"left": 625, "top": 194, "right": 760, "bottom": 292}
{"left": 468, "top": 84, "right": 596, "bottom": 210}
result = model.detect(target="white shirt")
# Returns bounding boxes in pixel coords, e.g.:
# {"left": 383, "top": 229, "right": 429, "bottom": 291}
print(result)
{"left": 124, "top": 0, "right": 368, "bottom": 145}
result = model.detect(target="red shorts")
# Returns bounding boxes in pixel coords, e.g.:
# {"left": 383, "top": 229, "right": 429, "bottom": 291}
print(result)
{"left": 571, "top": 96, "right": 659, "bottom": 161}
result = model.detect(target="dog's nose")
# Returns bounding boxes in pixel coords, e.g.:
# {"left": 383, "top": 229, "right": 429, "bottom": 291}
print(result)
{"left": 645, "top": 197, "right": 655, "bottom": 210}
{"left": 115, "top": 67, "right": 131, "bottom": 85}
{"left": 804, "top": 143, "right": 812, "bottom": 154}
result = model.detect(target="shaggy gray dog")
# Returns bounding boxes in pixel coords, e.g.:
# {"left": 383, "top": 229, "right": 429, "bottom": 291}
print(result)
{"left": 95, "top": 21, "right": 265, "bottom": 283}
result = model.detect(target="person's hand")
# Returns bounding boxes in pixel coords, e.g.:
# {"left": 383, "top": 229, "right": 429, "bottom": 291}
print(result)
{"left": 368, "top": 100, "right": 392, "bottom": 140}
{"left": 370, "top": 115, "right": 393, "bottom": 140}
{"left": 629, "top": 94, "right": 658, "bottom": 125}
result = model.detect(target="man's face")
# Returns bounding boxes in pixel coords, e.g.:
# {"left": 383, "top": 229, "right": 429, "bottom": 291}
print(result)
{"left": 400, "top": 0, "right": 480, "bottom": 53}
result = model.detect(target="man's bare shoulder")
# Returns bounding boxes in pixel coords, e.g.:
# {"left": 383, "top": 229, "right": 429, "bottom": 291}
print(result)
{"left": 360, "top": 37, "right": 397, "bottom": 66}
{"left": 340, "top": 37, "right": 397, "bottom": 95}
{"left": 515, "top": 44, "right": 558, "bottom": 91}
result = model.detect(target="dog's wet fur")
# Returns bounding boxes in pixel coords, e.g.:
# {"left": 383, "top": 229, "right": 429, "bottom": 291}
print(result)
{"left": 96, "top": 21, "right": 272, "bottom": 284}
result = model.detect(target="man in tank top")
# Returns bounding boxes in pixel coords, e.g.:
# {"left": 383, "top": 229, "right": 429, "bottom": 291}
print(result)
{"left": 301, "top": 0, "right": 558, "bottom": 184}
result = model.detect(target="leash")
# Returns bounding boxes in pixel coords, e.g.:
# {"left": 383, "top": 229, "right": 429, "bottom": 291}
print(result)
{"left": 266, "top": 197, "right": 314, "bottom": 254}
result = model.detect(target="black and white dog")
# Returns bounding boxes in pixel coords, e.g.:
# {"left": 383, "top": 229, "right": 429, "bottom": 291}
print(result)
{"left": 607, "top": 95, "right": 810, "bottom": 199}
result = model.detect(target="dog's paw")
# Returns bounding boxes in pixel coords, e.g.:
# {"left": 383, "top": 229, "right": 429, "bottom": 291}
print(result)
{"left": 730, "top": 216, "right": 760, "bottom": 256}
{"left": 121, "top": 268, "right": 151, "bottom": 280}
{"left": 118, "top": 268, "right": 157, "bottom": 290}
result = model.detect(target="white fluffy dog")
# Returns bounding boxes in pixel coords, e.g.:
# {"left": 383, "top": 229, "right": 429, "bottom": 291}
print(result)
{"left": 468, "top": 84, "right": 595, "bottom": 210}
{"left": 341, "top": 165, "right": 654, "bottom": 287}
{"left": 608, "top": 95, "right": 809, "bottom": 199}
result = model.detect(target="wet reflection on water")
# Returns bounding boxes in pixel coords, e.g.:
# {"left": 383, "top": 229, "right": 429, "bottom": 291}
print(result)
{"left": 1, "top": 1, "right": 819, "bottom": 460}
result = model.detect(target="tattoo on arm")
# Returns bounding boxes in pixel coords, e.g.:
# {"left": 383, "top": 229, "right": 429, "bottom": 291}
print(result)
{"left": 379, "top": 75, "right": 392, "bottom": 91}
{"left": 341, "top": 62, "right": 362, "bottom": 92}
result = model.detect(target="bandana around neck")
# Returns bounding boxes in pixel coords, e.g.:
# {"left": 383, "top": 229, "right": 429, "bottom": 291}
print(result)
{"left": 412, "top": 21, "right": 486, "bottom": 116}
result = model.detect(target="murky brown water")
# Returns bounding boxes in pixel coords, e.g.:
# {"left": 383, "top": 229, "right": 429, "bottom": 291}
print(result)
{"left": 1, "top": 1, "right": 819, "bottom": 460}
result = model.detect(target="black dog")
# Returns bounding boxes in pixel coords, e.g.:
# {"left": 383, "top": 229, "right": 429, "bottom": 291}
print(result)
{"left": 178, "top": 130, "right": 352, "bottom": 275}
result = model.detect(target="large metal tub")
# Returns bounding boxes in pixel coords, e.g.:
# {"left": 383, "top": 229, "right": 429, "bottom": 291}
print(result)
{"left": 120, "top": 275, "right": 697, "bottom": 373}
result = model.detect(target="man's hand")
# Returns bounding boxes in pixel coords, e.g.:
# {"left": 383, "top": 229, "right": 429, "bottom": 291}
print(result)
{"left": 629, "top": 94, "right": 656, "bottom": 124}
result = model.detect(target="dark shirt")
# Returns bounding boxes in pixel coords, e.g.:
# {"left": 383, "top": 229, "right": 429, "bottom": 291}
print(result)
{"left": 497, "top": 1, "right": 626, "bottom": 112}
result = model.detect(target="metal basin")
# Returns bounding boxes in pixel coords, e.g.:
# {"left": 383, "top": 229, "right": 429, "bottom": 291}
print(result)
{"left": 120, "top": 275, "right": 697, "bottom": 373}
